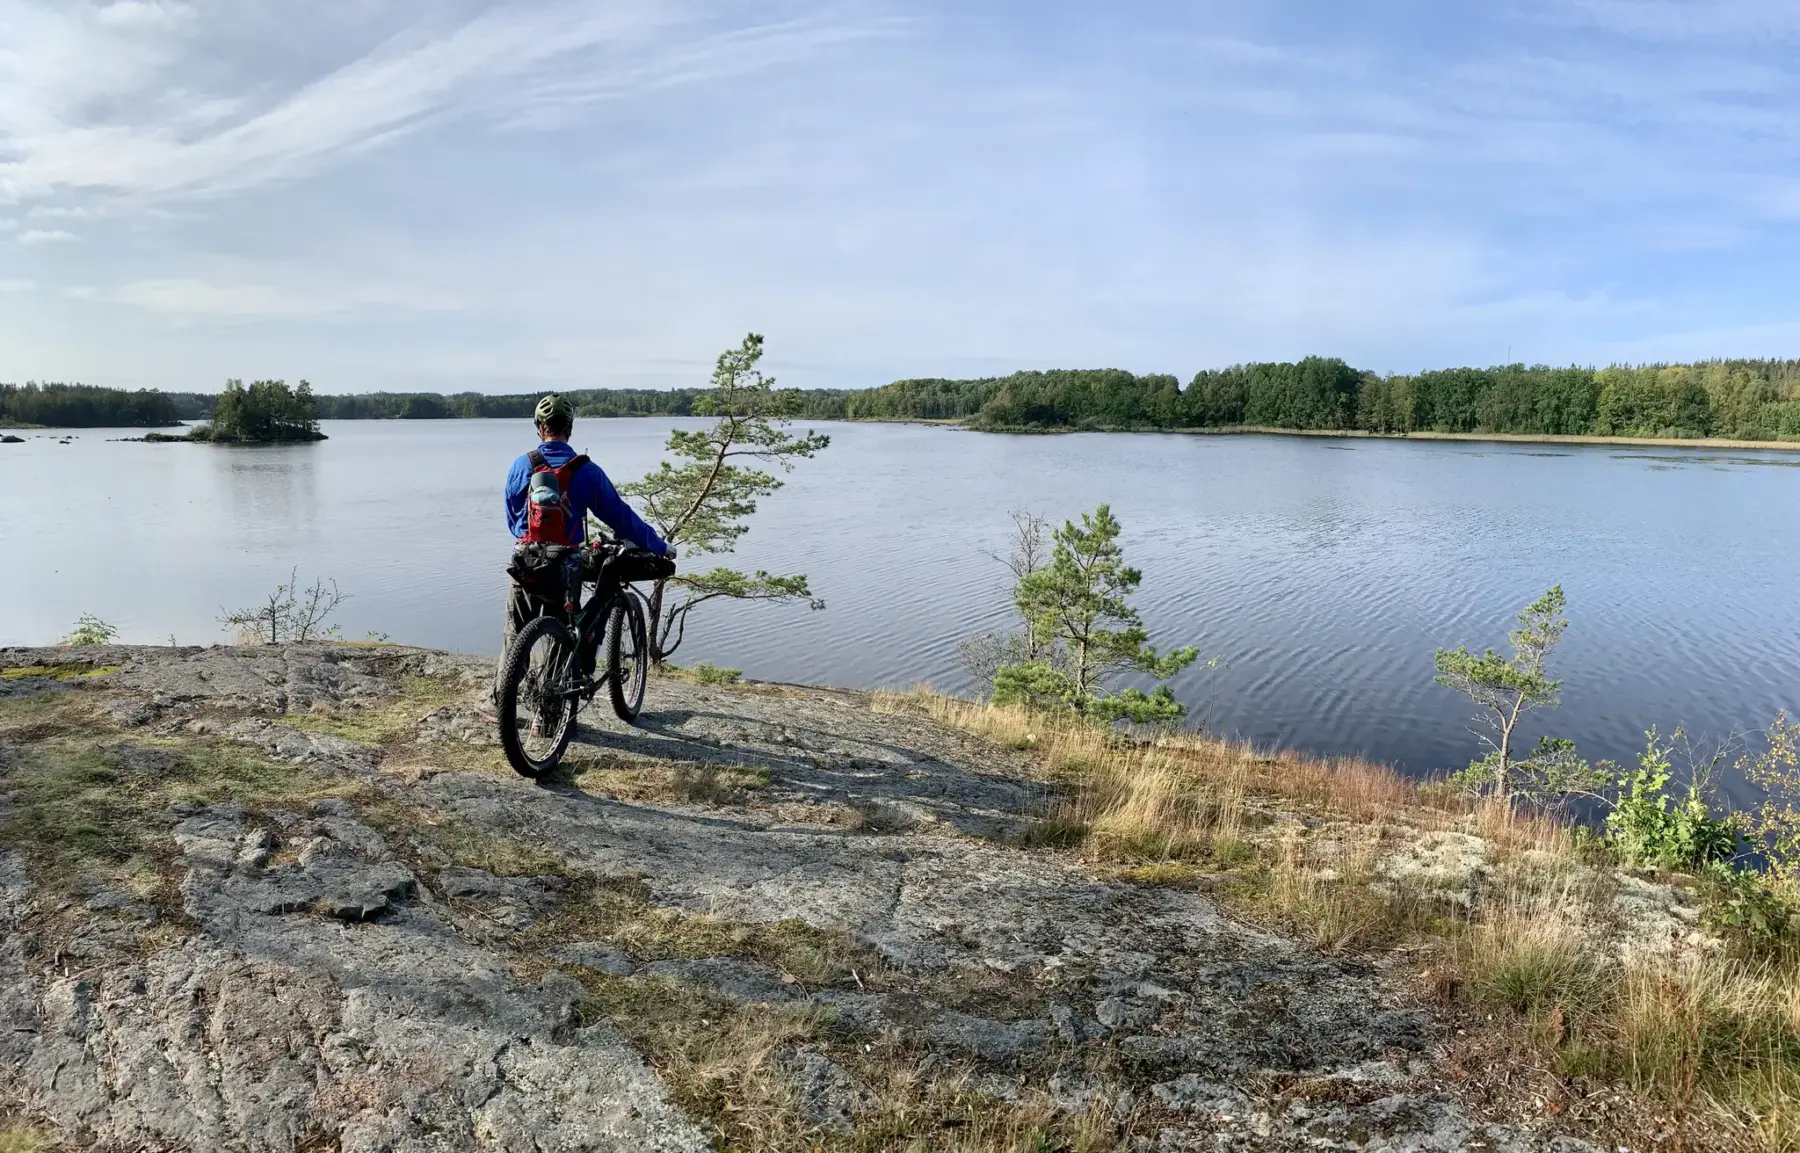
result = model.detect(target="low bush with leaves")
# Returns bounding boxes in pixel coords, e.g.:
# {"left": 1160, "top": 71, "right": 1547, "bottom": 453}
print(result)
{"left": 60, "top": 613, "right": 118, "bottom": 646}
{"left": 1701, "top": 862, "right": 1795, "bottom": 947}
{"left": 1604, "top": 728, "right": 1737, "bottom": 870}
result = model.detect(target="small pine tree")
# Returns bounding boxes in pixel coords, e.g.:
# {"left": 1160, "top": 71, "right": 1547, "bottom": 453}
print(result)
{"left": 619, "top": 334, "right": 830, "bottom": 662}
{"left": 1435, "top": 585, "right": 1568, "bottom": 803}
{"left": 991, "top": 504, "right": 1200, "bottom": 723}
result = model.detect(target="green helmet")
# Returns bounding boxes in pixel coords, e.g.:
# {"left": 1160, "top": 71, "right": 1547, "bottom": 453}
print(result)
{"left": 534, "top": 393, "right": 575, "bottom": 424}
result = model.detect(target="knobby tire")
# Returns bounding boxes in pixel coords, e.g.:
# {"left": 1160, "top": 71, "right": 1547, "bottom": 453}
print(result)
{"left": 607, "top": 590, "right": 649, "bottom": 723}
{"left": 498, "top": 615, "right": 579, "bottom": 778}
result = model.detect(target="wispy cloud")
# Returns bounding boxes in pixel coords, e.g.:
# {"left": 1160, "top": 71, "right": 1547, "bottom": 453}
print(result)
{"left": 4, "top": 1, "right": 1800, "bottom": 390}
{"left": 0, "top": 2, "right": 894, "bottom": 206}
{"left": 102, "top": 276, "right": 461, "bottom": 318}
{"left": 0, "top": 278, "right": 33, "bottom": 292}
{"left": 17, "top": 228, "right": 74, "bottom": 245}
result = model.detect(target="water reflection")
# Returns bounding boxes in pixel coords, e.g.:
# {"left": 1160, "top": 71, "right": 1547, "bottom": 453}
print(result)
{"left": 3, "top": 421, "right": 1798, "bottom": 796}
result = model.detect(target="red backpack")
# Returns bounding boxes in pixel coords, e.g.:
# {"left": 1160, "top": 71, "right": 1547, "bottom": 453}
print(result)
{"left": 521, "top": 450, "right": 589, "bottom": 545}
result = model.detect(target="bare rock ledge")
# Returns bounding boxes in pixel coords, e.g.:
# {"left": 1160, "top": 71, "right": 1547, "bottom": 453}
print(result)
{"left": 0, "top": 644, "right": 1600, "bottom": 1152}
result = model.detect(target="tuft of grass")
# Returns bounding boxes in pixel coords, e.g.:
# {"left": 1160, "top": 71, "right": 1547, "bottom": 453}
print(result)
{"left": 278, "top": 674, "right": 466, "bottom": 747}
{"left": 0, "top": 1126, "right": 53, "bottom": 1153}
{"left": 1462, "top": 901, "right": 1609, "bottom": 1019}
{"left": 571, "top": 756, "right": 772, "bottom": 807}
{"left": 1015, "top": 817, "right": 1088, "bottom": 849}
{"left": 1116, "top": 861, "right": 1202, "bottom": 888}
{"left": 578, "top": 975, "right": 821, "bottom": 1147}
{"left": 1453, "top": 888, "right": 1800, "bottom": 1146}
{"left": 667, "top": 662, "right": 744, "bottom": 687}
{"left": 0, "top": 723, "right": 365, "bottom": 900}
{"left": 576, "top": 972, "right": 1131, "bottom": 1152}
{"left": 0, "top": 664, "right": 120, "bottom": 681}
{"left": 886, "top": 692, "right": 1432, "bottom": 825}
{"left": 1241, "top": 831, "right": 1436, "bottom": 954}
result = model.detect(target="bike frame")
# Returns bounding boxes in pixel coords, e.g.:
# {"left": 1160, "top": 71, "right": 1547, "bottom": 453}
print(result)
{"left": 533, "top": 546, "right": 643, "bottom": 703}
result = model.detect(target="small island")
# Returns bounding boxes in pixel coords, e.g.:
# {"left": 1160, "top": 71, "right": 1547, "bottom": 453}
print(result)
{"left": 144, "top": 378, "right": 326, "bottom": 444}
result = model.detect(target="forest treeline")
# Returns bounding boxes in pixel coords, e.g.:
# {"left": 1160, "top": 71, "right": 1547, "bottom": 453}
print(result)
{"left": 13, "top": 358, "right": 1800, "bottom": 440}
{"left": 0, "top": 382, "right": 211, "bottom": 427}
{"left": 857, "top": 359, "right": 1800, "bottom": 439}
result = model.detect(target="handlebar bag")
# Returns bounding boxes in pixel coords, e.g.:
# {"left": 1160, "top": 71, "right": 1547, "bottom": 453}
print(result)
{"left": 617, "top": 551, "right": 677, "bottom": 583}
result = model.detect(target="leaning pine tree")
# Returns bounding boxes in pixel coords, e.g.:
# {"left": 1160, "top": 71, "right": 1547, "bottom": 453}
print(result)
{"left": 987, "top": 504, "right": 1201, "bottom": 724}
{"left": 616, "top": 333, "right": 830, "bottom": 664}
{"left": 1433, "top": 585, "right": 1603, "bottom": 809}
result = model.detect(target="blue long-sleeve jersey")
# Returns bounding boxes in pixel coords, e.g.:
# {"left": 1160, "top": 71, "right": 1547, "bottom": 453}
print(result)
{"left": 505, "top": 440, "right": 669, "bottom": 555}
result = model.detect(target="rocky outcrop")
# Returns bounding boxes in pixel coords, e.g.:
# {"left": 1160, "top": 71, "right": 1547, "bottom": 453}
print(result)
{"left": 0, "top": 644, "right": 1598, "bottom": 1151}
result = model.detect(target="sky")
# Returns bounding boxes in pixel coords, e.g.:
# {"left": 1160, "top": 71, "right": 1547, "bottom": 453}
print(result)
{"left": 4, "top": 0, "right": 1800, "bottom": 393}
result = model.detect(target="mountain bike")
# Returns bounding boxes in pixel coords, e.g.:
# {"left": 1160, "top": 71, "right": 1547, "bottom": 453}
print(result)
{"left": 495, "top": 536, "right": 675, "bottom": 779}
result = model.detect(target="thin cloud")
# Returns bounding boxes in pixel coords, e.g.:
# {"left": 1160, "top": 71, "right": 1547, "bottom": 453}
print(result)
{"left": 0, "top": 278, "right": 33, "bottom": 292}
{"left": 105, "top": 276, "right": 463, "bottom": 318}
{"left": 17, "top": 228, "right": 75, "bottom": 244}
{"left": 0, "top": 2, "right": 891, "bottom": 206}
{"left": 3, "top": 2, "right": 1800, "bottom": 389}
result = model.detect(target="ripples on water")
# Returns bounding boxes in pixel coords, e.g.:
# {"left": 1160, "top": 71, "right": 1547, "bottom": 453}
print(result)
{"left": 3, "top": 419, "right": 1797, "bottom": 798}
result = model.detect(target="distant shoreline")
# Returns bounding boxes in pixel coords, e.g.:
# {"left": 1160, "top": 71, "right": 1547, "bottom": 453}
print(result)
{"left": 958, "top": 421, "right": 1800, "bottom": 452}
{"left": 1178, "top": 425, "right": 1800, "bottom": 452}
{"left": 19, "top": 413, "right": 1800, "bottom": 452}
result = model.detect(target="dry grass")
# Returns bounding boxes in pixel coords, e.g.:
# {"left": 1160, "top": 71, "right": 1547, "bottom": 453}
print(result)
{"left": 659, "top": 662, "right": 745, "bottom": 687}
{"left": 0, "top": 691, "right": 366, "bottom": 902}
{"left": 888, "top": 691, "right": 1428, "bottom": 823}
{"left": 0, "top": 663, "right": 120, "bottom": 681}
{"left": 1240, "top": 826, "right": 1446, "bottom": 953}
{"left": 890, "top": 690, "right": 1800, "bottom": 1149}
{"left": 367, "top": 803, "right": 573, "bottom": 879}
{"left": 0, "top": 1126, "right": 53, "bottom": 1153}
{"left": 890, "top": 690, "right": 1578, "bottom": 869}
{"left": 278, "top": 674, "right": 467, "bottom": 748}
{"left": 577, "top": 973, "right": 1129, "bottom": 1152}
{"left": 565, "top": 753, "right": 772, "bottom": 807}
{"left": 1454, "top": 883, "right": 1800, "bottom": 1148}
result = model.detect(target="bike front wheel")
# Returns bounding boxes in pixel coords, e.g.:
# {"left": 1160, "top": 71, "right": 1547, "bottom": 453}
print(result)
{"left": 606, "top": 590, "right": 649, "bottom": 723}
{"left": 498, "top": 615, "right": 580, "bottom": 778}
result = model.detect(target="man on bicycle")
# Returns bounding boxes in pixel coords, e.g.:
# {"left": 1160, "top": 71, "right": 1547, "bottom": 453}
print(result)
{"left": 502, "top": 393, "right": 674, "bottom": 655}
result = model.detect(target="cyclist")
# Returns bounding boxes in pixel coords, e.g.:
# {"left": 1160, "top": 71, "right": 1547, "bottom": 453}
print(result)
{"left": 501, "top": 393, "right": 674, "bottom": 656}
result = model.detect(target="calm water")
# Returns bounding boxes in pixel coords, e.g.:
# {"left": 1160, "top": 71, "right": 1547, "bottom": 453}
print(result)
{"left": 4, "top": 419, "right": 1798, "bottom": 787}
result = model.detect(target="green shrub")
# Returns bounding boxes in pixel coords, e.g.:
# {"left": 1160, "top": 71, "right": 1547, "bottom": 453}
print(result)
{"left": 1605, "top": 729, "right": 1736, "bottom": 870}
{"left": 1702, "top": 863, "right": 1795, "bottom": 948}
{"left": 61, "top": 613, "right": 118, "bottom": 646}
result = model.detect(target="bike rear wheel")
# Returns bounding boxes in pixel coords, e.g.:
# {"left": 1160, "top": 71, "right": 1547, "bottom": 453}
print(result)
{"left": 607, "top": 590, "right": 649, "bottom": 723}
{"left": 498, "top": 615, "right": 580, "bottom": 777}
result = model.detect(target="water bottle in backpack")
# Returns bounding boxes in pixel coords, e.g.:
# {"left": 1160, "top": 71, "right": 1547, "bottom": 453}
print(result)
{"left": 521, "top": 449, "right": 589, "bottom": 546}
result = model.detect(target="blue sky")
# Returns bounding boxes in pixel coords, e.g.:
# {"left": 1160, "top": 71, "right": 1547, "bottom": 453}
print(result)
{"left": 4, "top": 0, "right": 1800, "bottom": 393}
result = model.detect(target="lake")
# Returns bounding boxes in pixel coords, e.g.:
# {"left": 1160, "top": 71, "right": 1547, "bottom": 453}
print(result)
{"left": 3, "top": 419, "right": 1797, "bottom": 789}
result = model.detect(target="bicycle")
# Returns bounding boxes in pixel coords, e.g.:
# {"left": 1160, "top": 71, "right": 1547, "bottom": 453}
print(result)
{"left": 495, "top": 534, "right": 675, "bottom": 779}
